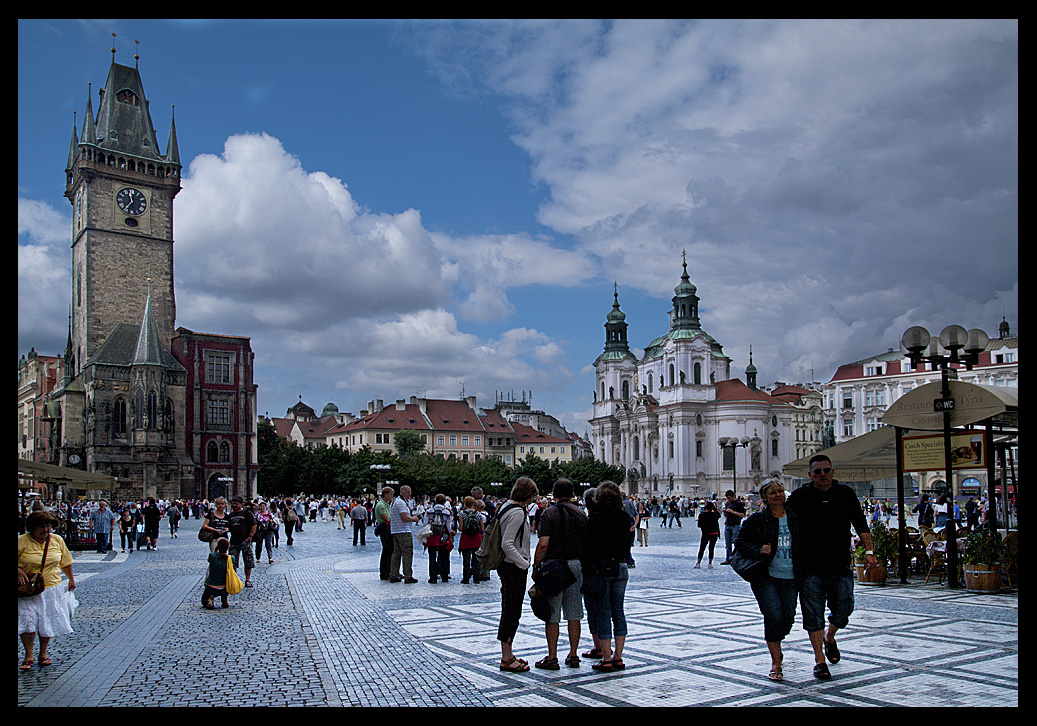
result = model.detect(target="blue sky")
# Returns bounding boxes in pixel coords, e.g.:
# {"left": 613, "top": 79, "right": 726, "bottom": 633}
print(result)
{"left": 19, "top": 20, "right": 1018, "bottom": 434}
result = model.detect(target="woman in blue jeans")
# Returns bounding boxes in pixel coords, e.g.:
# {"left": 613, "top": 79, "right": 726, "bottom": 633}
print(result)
{"left": 580, "top": 481, "right": 632, "bottom": 673}
{"left": 734, "top": 479, "right": 800, "bottom": 682}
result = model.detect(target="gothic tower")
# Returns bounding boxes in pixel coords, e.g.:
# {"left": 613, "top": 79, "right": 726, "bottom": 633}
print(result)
{"left": 65, "top": 46, "right": 181, "bottom": 377}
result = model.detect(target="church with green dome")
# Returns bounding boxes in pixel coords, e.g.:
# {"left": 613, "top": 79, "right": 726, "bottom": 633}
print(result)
{"left": 589, "top": 256, "right": 794, "bottom": 499}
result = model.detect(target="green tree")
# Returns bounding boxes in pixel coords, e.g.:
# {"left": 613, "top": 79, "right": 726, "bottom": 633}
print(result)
{"left": 392, "top": 429, "right": 426, "bottom": 458}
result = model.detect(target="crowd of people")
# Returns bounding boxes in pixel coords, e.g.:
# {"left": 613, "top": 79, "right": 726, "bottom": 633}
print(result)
{"left": 18, "top": 461, "right": 1016, "bottom": 681}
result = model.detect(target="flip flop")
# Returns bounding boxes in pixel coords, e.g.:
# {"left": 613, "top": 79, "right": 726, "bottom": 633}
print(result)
{"left": 39, "top": 657, "right": 52, "bottom": 666}
{"left": 768, "top": 666, "right": 783, "bottom": 682}
{"left": 19, "top": 660, "right": 33, "bottom": 671}
{"left": 244, "top": 581, "right": 253, "bottom": 587}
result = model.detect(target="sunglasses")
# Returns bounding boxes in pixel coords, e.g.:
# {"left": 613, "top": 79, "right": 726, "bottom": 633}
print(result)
{"left": 810, "top": 467, "right": 833, "bottom": 475}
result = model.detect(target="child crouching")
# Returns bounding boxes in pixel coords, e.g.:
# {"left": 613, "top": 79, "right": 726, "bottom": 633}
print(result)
{"left": 202, "top": 537, "right": 231, "bottom": 609}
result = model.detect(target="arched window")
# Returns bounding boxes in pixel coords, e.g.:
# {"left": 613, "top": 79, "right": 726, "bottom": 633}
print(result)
{"left": 648, "top": 372, "right": 653, "bottom": 393}
{"left": 694, "top": 362, "right": 702, "bottom": 385}
{"left": 146, "top": 389, "right": 157, "bottom": 429}
{"left": 622, "top": 380, "right": 629, "bottom": 400}
{"left": 219, "top": 441, "right": 231, "bottom": 463}
{"left": 133, "top": 389, "right": 144, "bottom": 428}
{"left": 112, "top": 397, "right": 127, "bottom": 436}
{"left": 669, "top": 364, "right": 675, "bottom": 386}
{"left": 207, "top": 441, "right": 219, "bottom": 463}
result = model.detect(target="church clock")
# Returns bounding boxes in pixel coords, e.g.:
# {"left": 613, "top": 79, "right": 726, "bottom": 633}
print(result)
{"left": 116, "top": 187, "right": 148, "bottom": 216}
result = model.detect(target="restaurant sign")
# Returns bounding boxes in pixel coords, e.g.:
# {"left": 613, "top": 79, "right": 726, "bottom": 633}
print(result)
{"left": 901, "top": 432, "right": 987, "bottom": 473}
{"left": 882, "top": 381, "right": 1009, "bottom": 431}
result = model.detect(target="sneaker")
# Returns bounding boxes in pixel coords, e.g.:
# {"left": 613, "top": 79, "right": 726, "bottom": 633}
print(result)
{"left": 694, "top": 563, "right": 701, "bottom": 569}
{"left": 404, "top": 578, "right": 419, "bottom": 584}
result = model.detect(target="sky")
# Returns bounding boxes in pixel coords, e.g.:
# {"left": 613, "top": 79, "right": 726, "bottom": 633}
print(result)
{"left": 18, "top": 19, "right": 1018, "bottom": 435}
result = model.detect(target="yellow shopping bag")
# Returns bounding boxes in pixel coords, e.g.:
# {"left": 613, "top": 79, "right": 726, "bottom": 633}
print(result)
{"left": 226, "top": 555, "right": 244, "bottom": 595}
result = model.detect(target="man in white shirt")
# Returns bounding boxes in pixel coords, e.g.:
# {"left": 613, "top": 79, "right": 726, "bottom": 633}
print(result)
{"left": 389, "top": 486, "right": 420, "bottom": 583}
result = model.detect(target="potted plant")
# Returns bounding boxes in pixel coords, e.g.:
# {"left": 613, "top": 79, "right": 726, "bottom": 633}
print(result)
{"left": 854, "top": 521, "right": 895, "bottom": 584}
{"left": 962, "top": 529, "right": 1003, "bottom": 593}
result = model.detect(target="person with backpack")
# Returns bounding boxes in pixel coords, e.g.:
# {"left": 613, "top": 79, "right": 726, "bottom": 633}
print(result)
{"left": 425, "top": 494, "right": 455, "bottom": 583}
{"left": 494, "top": 477, "right": 539, "bottom": 673}
{"left": 458, "top": 496, "right": 485, "bottom": 584}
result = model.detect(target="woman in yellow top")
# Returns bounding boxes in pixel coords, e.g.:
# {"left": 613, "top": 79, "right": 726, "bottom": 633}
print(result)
{"left": 17, "top": 510, "right": 76, "bottom": 671}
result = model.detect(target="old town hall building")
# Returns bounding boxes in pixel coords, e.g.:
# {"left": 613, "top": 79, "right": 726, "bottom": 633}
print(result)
{"left": 590, "top": 257, "right": 794, "bottom": 499}
{"left": 33, "top": 51, "right": 258, "bottom": 503}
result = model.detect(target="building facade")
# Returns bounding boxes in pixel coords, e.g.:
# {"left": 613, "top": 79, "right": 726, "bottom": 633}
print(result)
{"left": 823, "top": 318, "right": 1018, "bottom": 444}
{"left": 589, "top": 259, "right": 795, "bottom": 499}
{"left": 171, "top": 328, "right": 259, "bottom": 501}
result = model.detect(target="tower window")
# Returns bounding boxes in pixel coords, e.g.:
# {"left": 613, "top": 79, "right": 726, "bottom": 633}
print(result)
{"left": 116, "top": 89, "right": 140, "bottom": 106}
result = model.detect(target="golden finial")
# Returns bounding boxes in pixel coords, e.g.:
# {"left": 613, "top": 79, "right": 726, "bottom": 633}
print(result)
{"left": 135, "top": 39, "right": 140, "bottom": 68}
{"left": 111, "top": 33, "right": 117, "bottom": 61}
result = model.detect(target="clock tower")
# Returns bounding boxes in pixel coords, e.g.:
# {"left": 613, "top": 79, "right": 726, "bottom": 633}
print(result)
{"left": 65, "top": 49, "right": 181, "bottom": 377}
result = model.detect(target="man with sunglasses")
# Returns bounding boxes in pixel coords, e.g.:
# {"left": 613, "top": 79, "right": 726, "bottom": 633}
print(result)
{"left": 786, "top": 455, "right": 874, "bottom": 681}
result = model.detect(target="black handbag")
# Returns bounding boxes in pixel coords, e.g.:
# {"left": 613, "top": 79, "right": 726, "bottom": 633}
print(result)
{"left": 533, "top": 559, "right": 577, "bottom": 598}
{"left": 728, "top": 549, "right": 766, "bottom": 582}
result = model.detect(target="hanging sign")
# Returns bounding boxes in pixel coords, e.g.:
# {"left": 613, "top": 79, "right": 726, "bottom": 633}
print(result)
{"left": 900, "top": 432, "right": 987, "bottom": 472}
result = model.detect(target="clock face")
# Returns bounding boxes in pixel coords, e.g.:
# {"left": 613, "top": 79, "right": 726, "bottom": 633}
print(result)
{"left": 116, "top": 187, "right": 147, "bottom": 216}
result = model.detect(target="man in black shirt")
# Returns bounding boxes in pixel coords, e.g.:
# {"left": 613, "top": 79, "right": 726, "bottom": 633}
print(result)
{"left": 532, "top": 479, "right": 587, "bottom": 670}
{"left": 786, "top": 455, "right": 875, "bottom": 680}
{"left": 721, "top": 490, "right": 746, "bottom": 564}
{"left": 142, "top": 498, "right": 161, "bottom": 551}
{"left": 227, "top": 497, "right": 257, "bottom": 588}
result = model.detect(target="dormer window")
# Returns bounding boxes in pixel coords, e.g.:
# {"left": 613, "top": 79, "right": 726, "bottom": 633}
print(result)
{"left": 116, "top": 89, "right": 140, "bottom": 106}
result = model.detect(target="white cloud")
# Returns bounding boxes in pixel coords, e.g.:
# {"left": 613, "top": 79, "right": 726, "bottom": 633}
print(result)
{"left": 407, "top": 19, "right": 1018, "bottom": 386}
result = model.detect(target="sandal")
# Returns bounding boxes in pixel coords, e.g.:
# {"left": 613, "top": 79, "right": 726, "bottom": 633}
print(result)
{"left": 499, "top": 656, "right": 529, "bottom": 673}
{"left": 584, "top": 648, "right": 603, "bottom": 659}
{"left": 535, "top": 656, "right": 560, "bottom": 670}
{"left": 768, "top": 666, "right": 783, "bottom": 682}
{"left": 244, "top": 581, "right": 253, "bottom": 587}
{"left": 564, "top": 654, "right": 581, "bottom": 668}
{"left": 611, "top": 659, "right": 625, "bottom": 671}
{"left": 19, "top": 659, "right": 33, "bottom": 671}
{"left": 39, "top": 657, "right": 52, "bottom": 666}
{"left": 813, "top": 662, "right": 832, "bottom": 680}
{"left": 591, "top": 659, "right": 614, "bottom": 672}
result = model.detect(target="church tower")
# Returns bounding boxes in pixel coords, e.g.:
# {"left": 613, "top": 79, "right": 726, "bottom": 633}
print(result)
{"left": 65, "top": 41, "right": 181, "bottom": 377}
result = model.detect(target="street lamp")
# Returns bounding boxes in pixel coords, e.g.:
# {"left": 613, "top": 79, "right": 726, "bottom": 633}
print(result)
{"left": 900, "top": 324, "right": 990, "bottom": 589}
{"left": 718, "top": 436, "right": 751, "bottom": 494}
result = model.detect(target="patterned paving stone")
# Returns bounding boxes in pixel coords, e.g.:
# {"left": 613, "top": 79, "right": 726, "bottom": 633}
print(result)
{"left": 18, "top": 515, "right": 1017, "bottom": 707}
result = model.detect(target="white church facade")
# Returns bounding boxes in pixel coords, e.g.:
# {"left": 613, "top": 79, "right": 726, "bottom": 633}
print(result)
{"left": 589, "top": 258, "right": 795, "bottom": 500}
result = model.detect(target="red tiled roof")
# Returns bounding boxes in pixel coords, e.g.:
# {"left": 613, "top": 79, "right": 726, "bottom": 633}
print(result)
{"left": 511, "top": 421, "right": 571, "bottom": 444}
{"left": 329, "top": 404, "right": 432, "bottom": 434}
{"left": 714, "top": 379, "right": 791, "bottom": 406}
{"left": 423, "top": 399, "right": 486, "bottom": 432}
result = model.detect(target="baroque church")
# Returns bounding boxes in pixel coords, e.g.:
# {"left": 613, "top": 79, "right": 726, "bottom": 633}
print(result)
{"left": 589, "top": 256, "right": 794, "bottom": 499}
{"left": 41, "top": 47, "right": 258, "bottom": 503}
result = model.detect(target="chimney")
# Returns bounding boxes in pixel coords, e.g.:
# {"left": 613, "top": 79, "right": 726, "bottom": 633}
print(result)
{"left": 377, "top": 399, "right": 384, "bottom": 412}
{"left": 368, "top": 401, "right": 375, "bottom": 415}
{"left": 466, "top": 395, "right": 478, "bottom": 411}
{"left": 396, "top": 400, "right": 406, "bottom": 411}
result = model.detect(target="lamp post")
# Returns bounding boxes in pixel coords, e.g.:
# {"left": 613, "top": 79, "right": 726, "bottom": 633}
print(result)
{"left": 718, "top": 436, "right": 751, "bottom": 494}
{"left": 900, "top": 324, "right": 990, "bottom": 589}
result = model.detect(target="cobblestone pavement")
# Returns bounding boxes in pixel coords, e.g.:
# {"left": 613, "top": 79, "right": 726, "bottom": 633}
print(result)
{"left": 18, "top": 514, "right": 1017, "bottom": 707}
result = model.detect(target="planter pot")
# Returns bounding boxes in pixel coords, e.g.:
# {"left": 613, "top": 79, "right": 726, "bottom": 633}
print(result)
{"left": 855, "top": 563, "right": 887, "bottom": 584}
{"left": 964, "top": 564, "right": 1001, "bottom": 593}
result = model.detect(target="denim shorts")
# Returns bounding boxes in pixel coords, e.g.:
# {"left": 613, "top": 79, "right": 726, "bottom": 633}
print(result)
{"left": 798, "top": 571, "right": 854, "bottom": 632}
{"left": 546, "top": 559, "right": 583, "bottom": 624}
